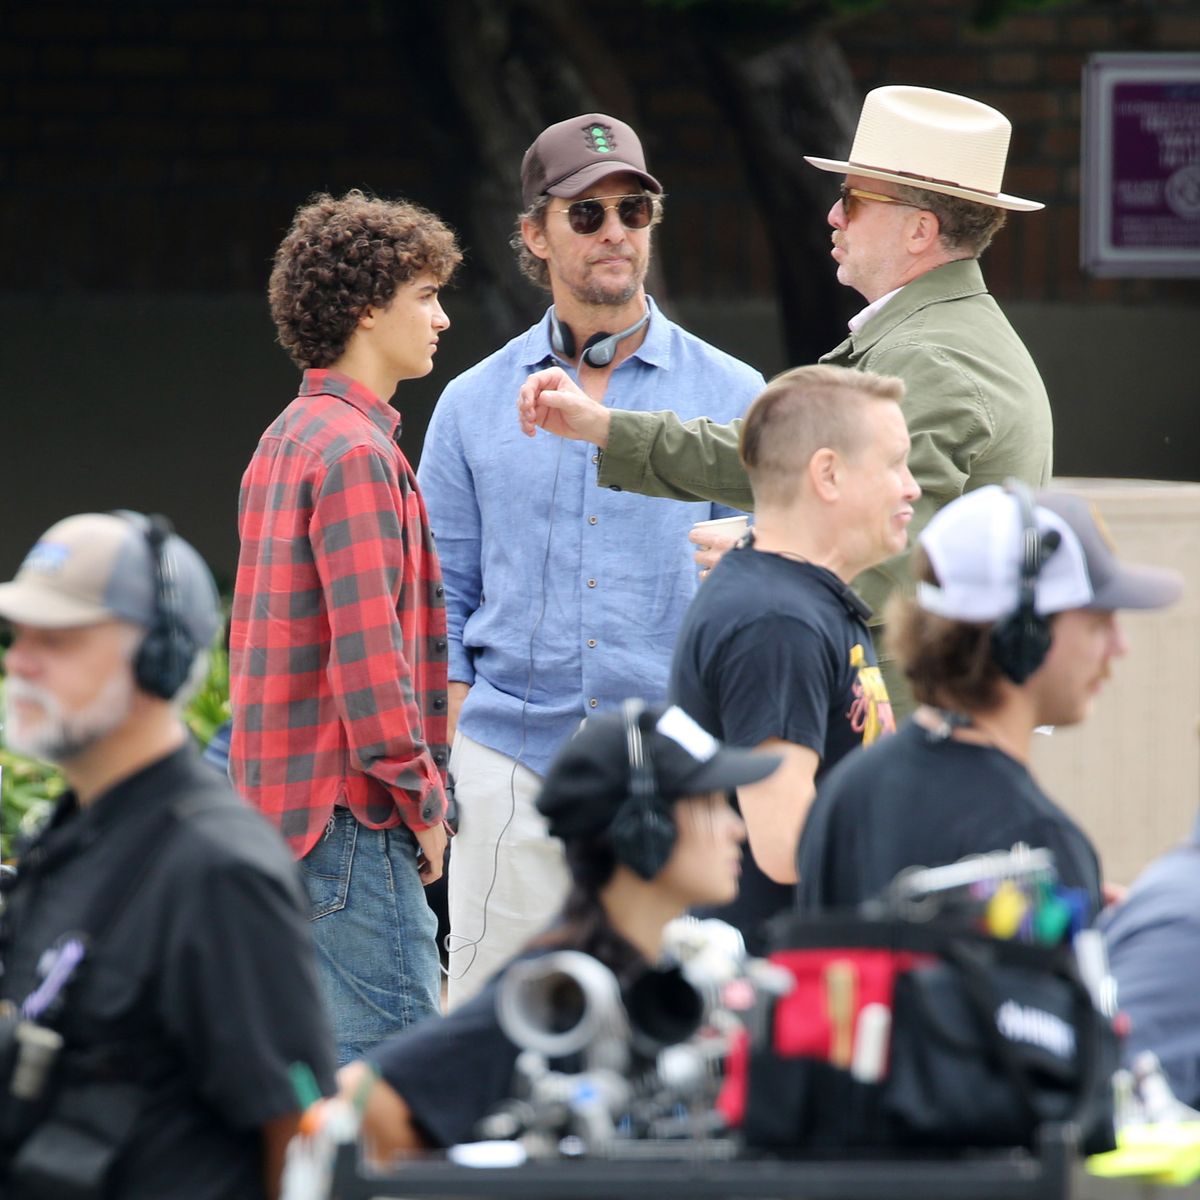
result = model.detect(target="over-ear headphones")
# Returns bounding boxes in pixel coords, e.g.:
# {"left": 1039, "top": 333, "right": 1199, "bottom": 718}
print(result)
{"left": 989, "top": 480, "right": 1061, "bottom": 685}
{"left": 549, "top": 308, "right": 650, "bottom": 368}
{"left": 607, "top": 700, "right": 678, "bottom": 880}
{"left": 116, "top": 512, "right": 201, "bottom": 700}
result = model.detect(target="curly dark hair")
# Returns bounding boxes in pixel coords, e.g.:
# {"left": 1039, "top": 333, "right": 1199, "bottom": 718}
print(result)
{"left": 268, "top": 189, "right": 462, "bottom": 369}
{"left": 884, "top": 544, "right": 1009, "bottom": 714}
{"left": 892, "top": 183, "right": 1007, "bottom": 257}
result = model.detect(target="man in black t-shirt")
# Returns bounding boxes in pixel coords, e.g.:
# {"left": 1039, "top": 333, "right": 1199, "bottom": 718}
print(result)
{"left": 669, "top": 364, "right": 916, "bottom": 947}
{"left": 0, "top": 513, "right": 334, "bottom": 1200}
{"left": 797, "top": 484, "right": 1183, "bottom": 916}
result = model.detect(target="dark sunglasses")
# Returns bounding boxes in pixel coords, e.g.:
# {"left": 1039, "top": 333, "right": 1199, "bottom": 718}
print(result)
{"left": 554, "top": 193, "right": 656, "bottom": 236}
{"left": 839, "top": 184, "right": 921, "bottom": 220}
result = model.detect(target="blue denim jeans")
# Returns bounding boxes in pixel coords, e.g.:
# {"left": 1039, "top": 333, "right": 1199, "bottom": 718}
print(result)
{"left": 301, "top": 808, "right": 441, "bottom": 1065}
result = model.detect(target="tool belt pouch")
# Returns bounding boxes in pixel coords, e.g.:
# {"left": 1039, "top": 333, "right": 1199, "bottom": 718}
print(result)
{"left": 7, "top": 1081, "right": 146, "bottom": 1200}
{"left": 0, "top": 1010, "right": 58, "bottom": 1151}
{"left": 739, "top": 914, "right": 1117, "bottom": 1155}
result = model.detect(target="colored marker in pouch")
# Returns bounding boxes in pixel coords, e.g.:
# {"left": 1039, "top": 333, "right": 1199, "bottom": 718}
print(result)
{"left": 825, "top": 960, "right": 856, "bottom": 1069}
{"left": 985, "top": 879, "right": 1028, "bottom": 939}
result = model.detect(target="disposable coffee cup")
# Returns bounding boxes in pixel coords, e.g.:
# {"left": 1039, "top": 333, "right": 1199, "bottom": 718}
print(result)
{"left": 690, "top": 514, "right": 750, "bottom": 548}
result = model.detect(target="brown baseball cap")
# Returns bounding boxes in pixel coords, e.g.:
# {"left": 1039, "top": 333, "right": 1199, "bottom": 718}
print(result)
{"left": 521, "top": 113, "right": 662, "bottom": 208}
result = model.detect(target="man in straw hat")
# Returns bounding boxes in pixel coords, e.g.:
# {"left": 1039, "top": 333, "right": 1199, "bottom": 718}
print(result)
{"left": 519, "top": 86, "right": 1052, "bottom": 710}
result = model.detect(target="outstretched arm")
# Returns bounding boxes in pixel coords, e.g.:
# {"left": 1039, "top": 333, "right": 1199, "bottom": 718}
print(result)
{"left": 517, "top": 367, "right": 612, "bottom": 446}
{"left": 517, "top": 368, "right": 753, "bottom": 508}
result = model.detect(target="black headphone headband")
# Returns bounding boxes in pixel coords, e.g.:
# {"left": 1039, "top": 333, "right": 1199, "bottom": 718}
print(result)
{"left": 607, "top": 700, "right": 678, "bottom": 880}
{"left": 989, "top": 480, "right": 1058, "bottom": 685}
{"left": 113, "top": 511, "right": 200, "bottom": 700}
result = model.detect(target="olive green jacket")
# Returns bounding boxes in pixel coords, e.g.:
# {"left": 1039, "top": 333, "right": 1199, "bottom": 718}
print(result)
{"left": 598, "top": 257, "right": 1052, "bottom": 620}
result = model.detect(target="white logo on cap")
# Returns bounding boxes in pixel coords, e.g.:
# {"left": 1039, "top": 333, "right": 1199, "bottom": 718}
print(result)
{"left": 656, "top": 705, "right": 719, "bottom": 762}
{"left": 22, "top": 541, "right": 70, "bottom": 574}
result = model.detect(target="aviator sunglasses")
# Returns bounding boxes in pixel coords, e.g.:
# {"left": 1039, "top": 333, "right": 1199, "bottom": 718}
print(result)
{"left": 554, "top": 193, "right": 656, "bottom": 236}
{"left": 839, "top": 184, "right": 922, "bottom": 220}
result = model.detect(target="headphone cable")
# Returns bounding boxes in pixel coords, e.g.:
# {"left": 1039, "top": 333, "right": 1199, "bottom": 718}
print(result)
{"left": 442, "top": 438, "right": 565, "bottom": 981}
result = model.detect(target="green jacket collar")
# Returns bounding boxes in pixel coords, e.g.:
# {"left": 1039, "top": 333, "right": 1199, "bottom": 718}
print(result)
{"left": 831, "top": 258, "right": 989, "bottom": 358}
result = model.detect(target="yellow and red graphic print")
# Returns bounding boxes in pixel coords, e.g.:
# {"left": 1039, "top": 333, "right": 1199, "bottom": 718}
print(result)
{"left": 847, "top": 643, "right": 895, "bottom": 745}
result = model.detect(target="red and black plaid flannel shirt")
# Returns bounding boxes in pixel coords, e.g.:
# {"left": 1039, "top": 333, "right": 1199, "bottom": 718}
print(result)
{"left": 229, "top": 370, "right": 449, "bottom": 859}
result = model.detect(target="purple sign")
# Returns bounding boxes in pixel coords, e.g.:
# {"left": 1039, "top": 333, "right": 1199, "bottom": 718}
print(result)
{"left": 1083, "top": 56, "right": 1200, "bottom": 277}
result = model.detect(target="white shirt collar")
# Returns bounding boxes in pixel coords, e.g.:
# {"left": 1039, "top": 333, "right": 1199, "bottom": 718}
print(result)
{"left": 847, "top": 285, "right": 904, "bottom": 334}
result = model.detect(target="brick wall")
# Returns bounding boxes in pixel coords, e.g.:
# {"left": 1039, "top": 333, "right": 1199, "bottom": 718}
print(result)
{"left": 837, "top": 0, "right": 1200, "bottom": 306}
{"left": 3, "top": 0, "right": 1197, "bottom": 306}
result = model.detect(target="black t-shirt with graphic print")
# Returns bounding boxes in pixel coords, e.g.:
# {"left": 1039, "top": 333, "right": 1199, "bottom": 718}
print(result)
{"left": 669, "top": 547, "right": 893, "bottom": 951}
{"left": 795, "top": 719, "right": 1103, "bottom": 916}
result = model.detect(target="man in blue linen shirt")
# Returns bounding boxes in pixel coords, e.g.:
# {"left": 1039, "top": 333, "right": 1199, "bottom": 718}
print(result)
{"left": 418, "top": 113, "right": 762, "bottom": 1005}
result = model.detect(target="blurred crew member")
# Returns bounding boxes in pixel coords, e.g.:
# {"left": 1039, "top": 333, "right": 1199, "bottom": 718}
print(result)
{"left": 336, "top": 703, "right": 779, "bottom": 1154}
{"left": 796, "top": 486, "right": 1182, "bottom": 915}
{"left": 0, "top": 512, "right": 334, "bottom": 1199}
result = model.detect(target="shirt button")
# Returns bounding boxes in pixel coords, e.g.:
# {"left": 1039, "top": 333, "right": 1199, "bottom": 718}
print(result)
{"left": 587, "top": 579, "right": 597, "bottom": 588}
{"left": 433, "top": 697, "right": 446, "bottom": 711}
{"left": 589, "top": 698, "right": 599, "bottom": 709}
{"left": 588, "top": 516, "right": 598, "bottom": 526}
{"left": 587, "top": 639, "right": 597, "bottom": 648}
{"left": 435, "top": 638, "right": 447, "bottom": 653}
{"left": 435, "top": 585, "right": 444, "bottom": 598}
{"left": 433, "top": 750, "right": 446, "bottom": 765}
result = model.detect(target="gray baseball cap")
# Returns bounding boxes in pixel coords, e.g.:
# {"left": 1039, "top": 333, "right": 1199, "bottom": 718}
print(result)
{"left": 917, "top": 486, "right": 1183, "bottom": 621}
{"left": 521, "top": 113, "right": 662, "bottom": 208}
{"left": 0, "top": 512, "right": 220, "bottom": 646}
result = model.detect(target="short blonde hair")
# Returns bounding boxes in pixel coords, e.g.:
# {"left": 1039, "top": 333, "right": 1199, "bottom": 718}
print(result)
{"left": 739, "top": 365, "right": 905, "bottom": 507}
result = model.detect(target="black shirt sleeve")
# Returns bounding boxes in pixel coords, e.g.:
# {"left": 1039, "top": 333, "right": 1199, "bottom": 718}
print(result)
{"left": 367, "top": 980, "right": 520, "bottom": 1148}
{"left": 159, "top": 851, "right": 337, "bottom": 1129}
{"left": 703, "top": 614, "right": 836, "bottom": 752}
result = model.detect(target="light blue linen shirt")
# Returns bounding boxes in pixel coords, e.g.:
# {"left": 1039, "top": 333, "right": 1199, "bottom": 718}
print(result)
{"left": 417, "top": 298, "right": 764, "bottom": 775}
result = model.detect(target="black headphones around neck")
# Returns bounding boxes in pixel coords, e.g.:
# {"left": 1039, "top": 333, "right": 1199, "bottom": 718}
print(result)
{"left": 115, "top": 511, "right": 200, "bottom": 700}
{"left": 989, "top": 480, "right": 1061, "bottom": 685}
{"left": 549, "top": 308, "right": 650, "bottom": 368}
{"left": 607, "top": 700, "right": 678, "bottom": 881}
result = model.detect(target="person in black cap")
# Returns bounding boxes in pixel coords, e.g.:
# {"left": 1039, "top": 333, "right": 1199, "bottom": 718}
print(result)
{"left": 0, "top": 513, "right": 334, "bottom": 1199}
{"left": 418, "top": 113, "right": 765, "bottom": 1006}
{"left": 795, "top": 484, "right": 1183, "bottom": 917}
{"left": 333, "top": 702, "right": 779, "bottom": 1155}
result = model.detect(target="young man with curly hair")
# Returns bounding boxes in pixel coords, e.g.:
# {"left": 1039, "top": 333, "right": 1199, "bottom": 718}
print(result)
{"left": 230, "top": 190, "right": 461, "bottom": 1063}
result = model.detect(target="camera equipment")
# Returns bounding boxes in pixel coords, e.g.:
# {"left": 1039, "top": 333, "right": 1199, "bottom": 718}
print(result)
{"left": 487, "top": 941, "right": 747, "bottom": 1157}
{"left": 496, "top": 951, "right": 630, "bottom": 1074}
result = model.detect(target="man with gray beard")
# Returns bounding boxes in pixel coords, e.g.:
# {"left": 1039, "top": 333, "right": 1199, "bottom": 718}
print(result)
{"left": 418, "top": 113, "right": 762, "bottom": 1004}
{"left": 0, "top": 512, "right": 333, "bottom": 1200}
